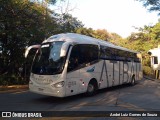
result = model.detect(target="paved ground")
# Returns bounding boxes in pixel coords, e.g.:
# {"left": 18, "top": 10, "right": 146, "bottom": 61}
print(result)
{"left": 0, "top": 78, "right": 160, "bottom": 120}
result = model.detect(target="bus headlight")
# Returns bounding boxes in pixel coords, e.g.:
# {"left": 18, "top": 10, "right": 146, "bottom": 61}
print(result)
{"left": 53, "top": 81, "right": 65, "bottom": 88}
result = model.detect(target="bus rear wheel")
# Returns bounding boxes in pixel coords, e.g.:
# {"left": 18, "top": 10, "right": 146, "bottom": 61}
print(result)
{"left": 86, "top": 80, "right": 97, "bottom": 96}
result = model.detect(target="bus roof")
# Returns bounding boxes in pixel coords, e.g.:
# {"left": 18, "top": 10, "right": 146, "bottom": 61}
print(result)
{"left": 43, "top": 33, "right": 137, "bottom": 53}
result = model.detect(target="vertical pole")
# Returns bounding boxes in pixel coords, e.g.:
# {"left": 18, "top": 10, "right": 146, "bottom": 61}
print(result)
{"left": 155, "top": 70, "right": 159, "bottom": 79}
{"left": 157, "top": 70, "right": 160, "bottom": 79}
{"left": 154, "top": 70, "right": 156, "bottom": 79}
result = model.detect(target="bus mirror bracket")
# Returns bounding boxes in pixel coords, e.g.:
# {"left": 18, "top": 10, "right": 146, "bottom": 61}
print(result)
{"left": 60, "top": 42, "right": 71, "bottom": 57}
{"left": 25, "top": 45, "right": 40, "bottom": 58}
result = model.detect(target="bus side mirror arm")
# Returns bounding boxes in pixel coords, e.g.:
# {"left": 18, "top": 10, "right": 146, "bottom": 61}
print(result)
{"left": 60, "top": 42, "right": 73, "bottom": 57}
{"left": 25, "top": 45, "right": 41, "bottom": 58}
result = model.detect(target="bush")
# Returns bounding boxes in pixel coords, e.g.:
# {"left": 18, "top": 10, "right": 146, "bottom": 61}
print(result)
{"left": 0, "top": 74, "right": 29, "bottom": 86}
{"left": 143, "top": 65, "right": 154, "bottom": 77}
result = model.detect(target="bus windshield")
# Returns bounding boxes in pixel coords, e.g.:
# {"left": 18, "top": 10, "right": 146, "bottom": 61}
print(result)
{"left": 31, "top": 41, "right": 66, "bottom": 75}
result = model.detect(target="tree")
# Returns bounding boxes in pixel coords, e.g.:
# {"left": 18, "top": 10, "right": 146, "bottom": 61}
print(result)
{"left": 150, "top": 22, "right": 160, "bottom": 41}
{"left": 0, "top": 0, "right": 83, "bottom": 85}
{"left": 75, "top": 27, "right": 95, "bottom": 37}
{"left": 137, "top": 0, "right": 160, "bottom": 15}
{"left": 110, "top": 33, "right": 122, "bottom": 40}
{"left": 94, "top": 29, "right": 111, "bottom": 41}
{"left": 0, "top": 0, "right": 50, "bottom": 77}
{"left": 57, "top": 14, "right": 84, "bottom": 33}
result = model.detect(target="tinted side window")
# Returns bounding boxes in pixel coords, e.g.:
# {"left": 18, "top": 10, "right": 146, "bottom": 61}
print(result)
{"left": 79, "top": 44, "right": 99, "bottom": 64}
{"left": 68, "top": 44, "right": 99, "bottom": 72}
{"left": 100, "top": 46, "right": 111, "bottom": 59}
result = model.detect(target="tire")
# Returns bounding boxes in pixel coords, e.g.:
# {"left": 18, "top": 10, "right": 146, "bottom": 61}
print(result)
{"left": 130, "top": 76, "right": 135, "bottom": 86}
{"left": 86, "top": 82, "right": 97, "bottom": 96}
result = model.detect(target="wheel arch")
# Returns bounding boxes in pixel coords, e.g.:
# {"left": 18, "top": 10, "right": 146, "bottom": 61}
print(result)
{"left": 130, "top": 74, "right": 136, "bottom": 85}
{"left": 88, "top": 78, "right": 98, "bottom": 90}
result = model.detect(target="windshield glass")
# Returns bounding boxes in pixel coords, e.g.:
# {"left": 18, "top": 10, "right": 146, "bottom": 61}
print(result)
{"left": 31, "top": 41, "right": 66, "bottom": 75}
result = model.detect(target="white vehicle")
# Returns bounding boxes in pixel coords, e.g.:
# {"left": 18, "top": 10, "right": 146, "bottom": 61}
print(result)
{"left": 25, "top": 33, "right": 143, "bottom": 97}
{"left": 148, "top": 46, "right": 160, "bottom": 79}
{"left": 148, "top": 46, "right": 160, "bottom": 70}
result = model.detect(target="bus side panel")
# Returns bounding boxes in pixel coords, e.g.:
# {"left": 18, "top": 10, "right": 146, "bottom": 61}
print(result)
{"left": 79, "top": 62, "right": 101, "bottom": 92}
{"left": 112, "top": 61, "right": 120, "bottom": 86}
{"left": 128, "top": 61, "right": 132, "bottom": 83}
{"left": 99, "top": 60, "right": 108, "bottom": 89}
{"left": 139, "top": 63, "right": 143, "bottom": 80}
{"left": 135, "top": 63, "right": 138, "bottom": 80}
{"left": 66, "top": 69, "right": 80, "bottom": 96}
{"left": 119, "top": 61, "right": 124, "bottom": 85}
{"left": 133, "top": 62, "right": 137, "bottom": 80}
{"left": 136, "top": 62, "right": 143, "bottom": 80}
{"left": 123, "top": 61, "right": 130, "bottom": 83}
{"left": 105, "top": 60, "right": 113, "bottom": 87}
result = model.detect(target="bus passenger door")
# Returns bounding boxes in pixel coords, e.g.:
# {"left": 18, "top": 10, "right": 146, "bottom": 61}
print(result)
{"left": 66, "top": 45, "right": 80, "bottom": 96}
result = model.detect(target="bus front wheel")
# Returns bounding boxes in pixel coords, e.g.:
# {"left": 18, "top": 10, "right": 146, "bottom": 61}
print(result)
{"left": 86, "top": 80, "right": 98, "bottom": 96}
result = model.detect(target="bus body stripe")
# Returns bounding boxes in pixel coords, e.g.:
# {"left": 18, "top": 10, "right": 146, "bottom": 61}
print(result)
{"left": 99, "top": 61, "right": 109, "bottom": 88}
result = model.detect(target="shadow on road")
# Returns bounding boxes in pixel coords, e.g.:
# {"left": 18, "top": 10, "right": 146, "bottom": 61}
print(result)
{"left": 32, "top": 82, "right": 137, "bottom": 104}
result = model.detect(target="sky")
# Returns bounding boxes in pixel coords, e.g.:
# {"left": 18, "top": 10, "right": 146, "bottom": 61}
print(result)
{"left": 53, "top": 0, "right": 159, "bottom": 38}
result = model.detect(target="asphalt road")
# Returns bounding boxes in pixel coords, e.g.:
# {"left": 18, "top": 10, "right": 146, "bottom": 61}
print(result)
{"left": 0, "top": 78, "right": 160, "bottom": 120}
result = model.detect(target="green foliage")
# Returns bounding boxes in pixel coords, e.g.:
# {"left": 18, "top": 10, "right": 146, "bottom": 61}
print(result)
{"left": 94, "top": 29, "right": 111, "bottom": 41}
{"left": 137, "top": 0, "right": 160, "bottom": 15}
{"left": 76, "top": 27, "right": 95, "bottom": 37}
{"left": 58, "top": 14, "right": 84, "bottom": 33}
{"left": 110, "top": 33, "right": 122, "bottom": 41}
{"left": 0, "top": 0, "right": 83, "bottom": 85}
{"left": 112, "top": 21, "right": 160, "bottom": 77}
{"left": 0, "top": 74, "right": 28, "bottom": 86}
{"left": 75, "top": 28, "right": 122, "bottom": 41}
{"left": 1, "top": 0, "right": 159, "bottom": 85}
{"left": 46, "top": 0, "right": 57, "bottom": 5}
{"left": 143, "top": 66, "right": 154, "bottom": 77}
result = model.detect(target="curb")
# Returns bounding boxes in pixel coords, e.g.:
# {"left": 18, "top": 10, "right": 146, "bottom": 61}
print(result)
{"left": 0, "top": 85, "right": 28, "bottom": 92}
{"left": 143, "top": 76, "right": 157, "bottom": 81}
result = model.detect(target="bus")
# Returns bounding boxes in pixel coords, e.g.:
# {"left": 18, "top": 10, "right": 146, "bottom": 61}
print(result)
{"left": 25, "top": 33, "right": 143, "bottom": 97}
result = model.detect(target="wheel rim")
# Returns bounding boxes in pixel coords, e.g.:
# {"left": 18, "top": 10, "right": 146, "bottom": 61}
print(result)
{"left": 132, "top": 77, "right": 135, "bottom": 85}
{"left": 88, "top": 84, "right": 94, "bottom": 93}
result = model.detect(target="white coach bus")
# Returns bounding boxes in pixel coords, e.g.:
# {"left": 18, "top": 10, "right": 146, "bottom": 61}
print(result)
{"left": 25, "top": 33, "right": 143, "bottom": 97}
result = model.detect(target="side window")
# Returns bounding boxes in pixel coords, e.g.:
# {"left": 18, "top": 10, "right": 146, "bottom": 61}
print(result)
{"left": 88, "top": 45, "right": 99, "bottom": 62}
{"left": 67, "top": 44, "right": 99, "bottom": 72}
{"left": 106, "top": 47, "right": 111, "bottom": 57}
{"left": 153, "top": 56, "right": 158, "bottom": 64}
{"left": 110, "top": 48, "right": 117, "bottom": 59}
{"left": 110, "top": 48, "right": 114, "bottom": 57}
{"left": 100, "top": 46, "right": 105, "bottom": 58}
{"left": 79, "top": 44, "right": 99, "bottom": 64}
{"left": 100, "top": 46, "right": 111, "bottom": 59}
{"left": 67, "top": 45, "right": 80, "bottom": 72}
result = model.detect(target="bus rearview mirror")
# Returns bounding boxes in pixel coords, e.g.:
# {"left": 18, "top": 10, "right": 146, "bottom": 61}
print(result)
{"left": 25, "top": 45, "right": 40, "bottom": 58}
